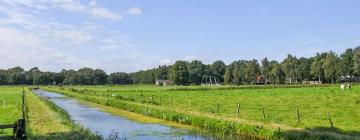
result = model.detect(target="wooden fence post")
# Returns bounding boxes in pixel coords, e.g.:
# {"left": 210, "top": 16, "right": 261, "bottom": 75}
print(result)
{"left": 261, "top": 106, "right": 266, "bottom": 120}
{"left": 237, "top": 103, "right": 240, "bottom": 116}
{"left": 188, "top": 100, "right": 191, "bottom": 109}
{"left": 217, "top": 104, "right": 220, "bottom": 113}
{"left": 327, "top": 112, "right": 334, "bottom": 128}
{"left": 296, "top": 108, "right": 300, "bottom": 125}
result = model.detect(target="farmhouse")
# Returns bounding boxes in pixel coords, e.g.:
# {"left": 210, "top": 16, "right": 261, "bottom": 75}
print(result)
{"left": 155, "top": 79, "right": 174, "bottom": 86}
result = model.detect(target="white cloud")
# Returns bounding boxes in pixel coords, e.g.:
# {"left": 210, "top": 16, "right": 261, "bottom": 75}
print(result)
{"left": 1, "top": 0, "right": 122, "bottom": 21}
{"left": 127, "top": 7, "right": 142, "bottom": 15}
{"left": 91, "top": 7, "right": 122, "bottom": 20}
{"left": 99, "top": 36, "right": 133, "bottom": 50}
{"left": 88, "top": 1, "right": 96, "bottom": 6}
{"left": 0, "top": 27, "right": 92, "bottom": 71}
{"left": 0, "top": 0, "right": 145, "bottom": 72}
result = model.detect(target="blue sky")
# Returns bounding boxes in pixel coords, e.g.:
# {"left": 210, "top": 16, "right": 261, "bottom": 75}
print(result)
{"left": 0, "top": 0, "right": 359, "bottom": 73}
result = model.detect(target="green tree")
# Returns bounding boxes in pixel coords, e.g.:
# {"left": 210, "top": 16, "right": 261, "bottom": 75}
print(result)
{"left": 244, "top": 59, "right": 260, "bottom": 84}
{"left": 188, "top": 60, "right": 205, "bottom": 85}
{"left": 94, "top": 69, "right": 108, "bottom": 85}
{"left": 297, "top": 57, "right": 312, "bottom": 82}
{"left": 340, "top": 48, "right": 354, "bottom": 76}
{"left": 261, "top": 58, "right": 271, "bottom": 84}
{"left": 231, "top": 60, "right": 246, "bottom": 85}
{"left": 311, "top": 53, "right": 326, "bottom": 82}
{"left": 269, "top": 61, "right": 285, "bottom": 84}
{"left": 171, "top": 61, "right": 189, "bottom": 85}
{"left": 353, "top": 47, "right": 360, "bottom": 77}
{"left": 210, "top": 60, "right": 226, "bottom": 83}
{"left": 108, "top": 72, "right": 131, "bottom": 84}
{"left": 323, "top": 52, "right": 338, "bottom": 83}
{"left": 282, "top": 54, "right": 298, "bottom": 84}
{"left": 0, "top": 69, "right": 7, "bottom": 85}
{"left": 224, "top": 67, "right": 232, "bottom": 84}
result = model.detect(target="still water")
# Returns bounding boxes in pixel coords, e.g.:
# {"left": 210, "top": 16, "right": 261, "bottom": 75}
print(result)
{"left": 33, "top": 90, "right": 215, "bottom": 140}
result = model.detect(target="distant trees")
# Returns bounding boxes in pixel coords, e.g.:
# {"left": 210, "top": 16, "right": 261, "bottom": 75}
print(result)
{"left": 282, "top": 54, "right": 298, "bottom": 84}
{"left": 188, "top": 60, "right": 205, "bottom": 85}
{"left": 108, "top": 72, "right": 131, "bottom": 84}
{"left": 311, "top": 53, "right": 325, "bottom": 82}
{"left": 1, "top": 47, "right": 360, "bottom": 85}
{"left": 353, "top": 47, "right": 360, "bottom": 77}
{"left": 323, "top": 52, "right": 339, "bottom": 83}
{"left": 210, "top": 60, "right": 226, "bottom": 83}
{"left": 171, "top": 61, "right": 189, "bottom": 85}
{"left": 261, "top": 58, "right": 271, "bottom": 84}
{"left": 244, "top": 59, "right": 260, "bottom": 84}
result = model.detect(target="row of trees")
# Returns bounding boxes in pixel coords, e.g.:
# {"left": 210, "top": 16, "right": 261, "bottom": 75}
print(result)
{"left": 0, "top": 67, "right": 131, "bottom": 85}
{"left": 0, "top": 47, "right": 359, "bottom": 85}
{"left": 169, "top": 47, "right": 360, "bottom": 85}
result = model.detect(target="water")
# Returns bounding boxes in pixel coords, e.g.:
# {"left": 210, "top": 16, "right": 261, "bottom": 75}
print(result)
{"left": 33, "top": 90, "right": 215, "bottom": 140}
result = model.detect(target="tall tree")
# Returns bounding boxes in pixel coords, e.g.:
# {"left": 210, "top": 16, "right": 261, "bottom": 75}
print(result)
{"left": 232, "top": 60, "right": 246, "bottom": 85}
{"left": 311, "top": 53, "right": 326, "bottom": 82}
{"left": 353, "top": 47, "right": 360, "bottom": 77}
{"left": 340, "top": 48, "right": 354, "bottom": 77}
{"left": 188, "top": 60, "right": 205, "bottom": 85}
{"left": 244, "top": 59, "right": 260, "bottom": 84}
{"left": 269, "top": 61, "right": 285, "bottom": 84}
{"left": 94, "top": 69, "right": 108, "bottom": 85}
{"left": 297, "top": 57, "right": 312, "bottom": 82}
{"left": 261, "top": 58, "right": 271, "bottom": 84}
{"left": 171, "top": 61, "right": 189, "bottom": 85}
{"left": 224, "top": 67, "right": 232, "bottom": 85}
{"left": 282, "top": 54, "right": 298, "bottom": 84}
{"left": 323, "top": 52, "right": 338, "bottom": 83}
{"left": 210, "top": 60, "right": 226, "bottom": 83}
{"left": 0, "top": 69, "right": 7, "bottom": 85}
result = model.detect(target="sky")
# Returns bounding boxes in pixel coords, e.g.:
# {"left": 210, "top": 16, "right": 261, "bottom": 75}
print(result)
{"left": 0, "top": 0, "right": 360, "bottom": 73}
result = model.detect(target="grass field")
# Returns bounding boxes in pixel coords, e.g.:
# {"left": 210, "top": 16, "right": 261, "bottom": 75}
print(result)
{"left": 44, "top": 84, "right": 360, "bottom": 139}
{"left": 0, "top": 87, "right": 22, "bottom": 137}
{"left": 0, "top": 86, "right": 100, "bottom": 140}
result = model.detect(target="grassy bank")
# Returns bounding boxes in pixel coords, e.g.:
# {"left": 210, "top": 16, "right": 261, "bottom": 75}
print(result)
{"left": 25, "top": 88, "right": 101, "bottom": 140}
{"left": 44, "top": 85, "right": 360, "bottom": 140}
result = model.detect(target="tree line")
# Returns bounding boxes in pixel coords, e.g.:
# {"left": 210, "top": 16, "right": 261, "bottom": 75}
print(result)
{"left": 0, "top": 47, "right": 359, "bottom": 85}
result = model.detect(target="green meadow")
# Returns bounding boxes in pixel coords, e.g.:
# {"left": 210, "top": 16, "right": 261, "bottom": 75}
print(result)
{"left": 0, "top": 87, "right": 22, "bottom": 137}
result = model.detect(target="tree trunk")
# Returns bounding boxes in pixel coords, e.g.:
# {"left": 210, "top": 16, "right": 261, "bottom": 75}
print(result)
{"left": 289, "top": 77, "right": 292, "bottom": 84}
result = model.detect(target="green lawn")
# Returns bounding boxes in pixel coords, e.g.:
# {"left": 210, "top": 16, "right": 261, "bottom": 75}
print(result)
{"left": 0, "top": 87, "right": 22, "bottom": 137}
{"left": 47, "top": 84, "right": 360, "bottom": 139}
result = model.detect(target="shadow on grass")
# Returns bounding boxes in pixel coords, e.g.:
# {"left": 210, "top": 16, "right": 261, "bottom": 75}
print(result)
{"left": 277, "top": 126, "right": 360, "bottom": 140}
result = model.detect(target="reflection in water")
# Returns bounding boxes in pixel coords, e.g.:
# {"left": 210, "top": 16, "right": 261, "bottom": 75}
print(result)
{"left": 33, "top": 90, "right": 214, "bottom": 140}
